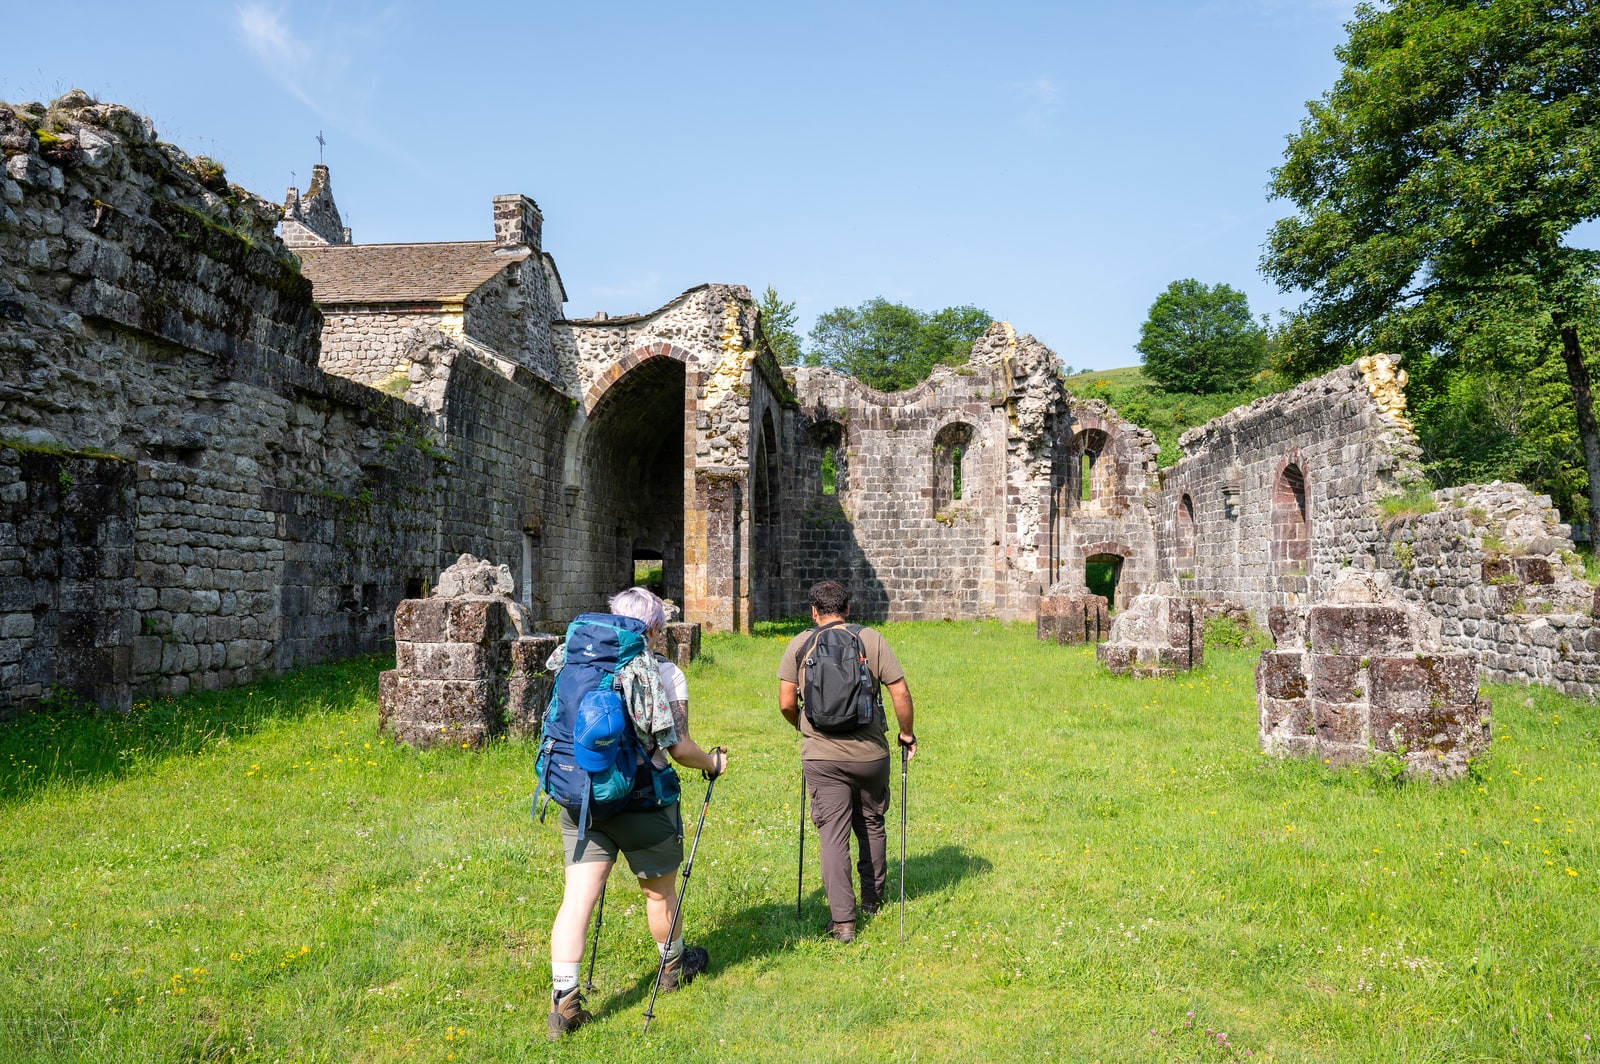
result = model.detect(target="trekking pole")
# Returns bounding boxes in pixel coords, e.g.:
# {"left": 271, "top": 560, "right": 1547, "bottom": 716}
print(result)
{"left": 583, "top": 879, "right": 607, "bottom": 992}
{"left": 796, "top": 770, "right": 806, "bottom": 920}
{"left": 642, "top": 748, "right": 723, "bottom": 1035}
{"left": 899, "top": 740, "right": 909, "bottom": 945}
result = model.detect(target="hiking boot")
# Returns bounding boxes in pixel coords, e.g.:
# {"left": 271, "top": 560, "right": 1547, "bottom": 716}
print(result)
{"left": 657, "top": 945, "right": 709, "bottom": 992}
{"left": 827, "top": 920, "right": 857, "bottom": 943}
{"left": 547, "top": 987, "right": 591, "bottom": 1040}
{"left": 860, "top": 895, "right": 882, "bottom": 917}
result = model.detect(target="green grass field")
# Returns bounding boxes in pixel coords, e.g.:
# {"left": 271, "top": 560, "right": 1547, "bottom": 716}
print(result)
{"left": 1, "top": 623, "right": 1597, "bottom": 1062}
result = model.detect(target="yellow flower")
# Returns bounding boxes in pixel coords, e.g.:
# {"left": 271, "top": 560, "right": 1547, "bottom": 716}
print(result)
{"left": 1567, "top": 868, "right": 1579, "bottom": 877}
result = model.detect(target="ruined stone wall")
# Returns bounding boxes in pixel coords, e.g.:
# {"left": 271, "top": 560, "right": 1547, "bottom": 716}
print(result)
{"left": 1050, "top": 399, "right": 1160, "bottom": 609}
{"left": 318, "top": 306, "right": 453, "bottom": 385}
{"left": 783, "top": 364, "right": 1007, "bottom": 623}
{"left": 0, "top": 447, "right": 136, "bottom": 713}
{"left": 432, "top": 343, "right": 574, "bottom": 627}
{"left": 0, "top": 94, "right": 450, "bottom": 707}
{"left": 461, "top": 259, "right": 563, "bottom": 386}
{"left": 553, "top": 286, "right": 763, "bottom": 631}
{"left": 1374, "top": 482, "right": 1600, "bottom": 699}
{"left": 1156, "top": 363, "right": 1421, "bottom": 623}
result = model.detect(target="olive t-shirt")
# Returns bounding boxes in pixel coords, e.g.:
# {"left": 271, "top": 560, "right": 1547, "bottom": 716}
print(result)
{"left": 778, "top": 624, "right": 905, "bottom": 762}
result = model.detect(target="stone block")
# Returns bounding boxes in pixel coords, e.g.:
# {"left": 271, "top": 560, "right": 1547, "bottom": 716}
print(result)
{"left": 509, "top": 634, "right": 560, "bottom": 675}
{"left": 448, "top": 598, "right": 507, "bottom": 646}
{"left": 664, "top": 622, "right": 700, "bottom": 667}
{"left": 1513, "top": 557, "right": 1553, "bottom": 585}
{"left": 1307, "top": 604, "right": 1413, "bottom": 656}
{"left": 1368, "top": 654, "right": 1478, "bottom": 711}
{"left": 505, "top": 672, "right": 552, "bottom": 739}
{"left": 394, "top": 640, "right": 496, "bottom": 681}
{"left": 1259, "top": 695, "right": 1311, "bottom": 736}
{"left": 1313, "top": 701, "right": 1365, "bottom": 744}
{"left": 1256, "top": 652, "right": 1307, "bottom": 700}
{"left": 393, "top": 597, "right": 449, "bottom": 643}
{"left": 1308, "top": 654, "right": 1362, "bottom": 703}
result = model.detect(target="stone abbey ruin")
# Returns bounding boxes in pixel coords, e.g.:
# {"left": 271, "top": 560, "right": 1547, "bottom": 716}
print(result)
{"left": 3, "top": 93, "right": 1597, "bottom": 771}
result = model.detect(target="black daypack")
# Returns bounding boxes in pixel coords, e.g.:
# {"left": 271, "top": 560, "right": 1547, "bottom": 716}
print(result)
{"left": 800, "top": 622, "right": 880, "bottom": 734}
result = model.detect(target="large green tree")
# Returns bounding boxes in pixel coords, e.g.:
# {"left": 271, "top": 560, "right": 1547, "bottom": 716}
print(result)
{"left": 1262, "top": 0, "right": 1600, "bottom": 530}
{"left": 804, "top": 298, "right": 991, "bottom": 392}
{"left": 1135, "top": 279, "right": 1267, "bottom": 393}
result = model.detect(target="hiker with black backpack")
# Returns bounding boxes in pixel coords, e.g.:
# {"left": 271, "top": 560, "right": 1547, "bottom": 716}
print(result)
{"left": 777, "top": 579, "right": 916, "bottom": 943}
{"left": 535, "top": 587, "right": 729, "bottom": 1040}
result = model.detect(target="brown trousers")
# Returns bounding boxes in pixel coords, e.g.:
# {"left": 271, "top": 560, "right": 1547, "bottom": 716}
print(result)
{"left": 803, "top": 756, "right": 891, "bottom": 923}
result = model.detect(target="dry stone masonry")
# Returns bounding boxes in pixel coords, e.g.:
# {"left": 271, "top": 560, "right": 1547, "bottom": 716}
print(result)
{"left": 1035, "top": 581, "right": 1110, "bottom": 646}
{"left": 1257, "top": 569, "right": 1491, "bottom": 779}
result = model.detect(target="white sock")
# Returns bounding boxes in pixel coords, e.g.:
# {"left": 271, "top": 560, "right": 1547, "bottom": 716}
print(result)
{"left": 657, "top": 936, "right": 684, "bottom": 961}
{"left": 551, "top": 961, "right": 580, "bottom": 995}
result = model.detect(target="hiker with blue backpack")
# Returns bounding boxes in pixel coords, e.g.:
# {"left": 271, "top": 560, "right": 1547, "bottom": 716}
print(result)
{"left": 778, "top": 579, "right": 917, "bottom": 944}
{"left": 535, "top": 587, "right": 728, "bottom": 1040}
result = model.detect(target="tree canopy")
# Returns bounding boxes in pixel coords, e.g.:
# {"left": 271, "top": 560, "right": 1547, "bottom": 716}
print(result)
{"left": 1261, "top": 0, "right": 1600, "bottom": 527}
{"left": 800, "top": 297, "right": 992, "bottom": 393}
{"left": 1135, "top": 279, "right": 1267, "bottom": 394}
{"left": 756, "top": 285, "right": 802, "bottom": 365}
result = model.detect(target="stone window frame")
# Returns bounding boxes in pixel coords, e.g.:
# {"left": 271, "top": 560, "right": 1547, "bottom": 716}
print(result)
{"left": 1072, "top": 427, "right": 1113, "bottom": 506}
{"left": 1080, "top": 539, "right": 1135, "bottom": 610}
{"left": 1174, "top": 490, "right": 1197, "bottom": 580}
{"left": 1271, "top": 450, "right": 1312, "bottom": 580}
{"left": 932, "top": 421, "right": 978, "bottom": 518}
{"left": 806, "top": 418, "right": 847, "bottom": 498}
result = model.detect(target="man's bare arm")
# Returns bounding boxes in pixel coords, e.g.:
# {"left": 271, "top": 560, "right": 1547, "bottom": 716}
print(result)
{"left": 779, "top": 679, "right": 801, "bottom": 731}
{"left": 886, "top": 678, "right": 916, "bottom": 760}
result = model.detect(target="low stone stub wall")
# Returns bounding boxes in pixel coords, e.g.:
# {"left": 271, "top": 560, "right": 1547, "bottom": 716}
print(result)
{"left": 1096, "top": 591, "right": 1202, "bottom": 677}
{"left": 1257, "top": 570, "right": 1490, "bottom": 779}
{"left": 1036, "top": 588, "right": 1109, "bottom": 645}
{"left": 381, "top": 594, "right": 527, "bottom": 748}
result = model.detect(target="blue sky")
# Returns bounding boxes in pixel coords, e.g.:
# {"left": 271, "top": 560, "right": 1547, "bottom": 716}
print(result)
{"left": 5, "top": 1, "right": 1369, "bottom": 370}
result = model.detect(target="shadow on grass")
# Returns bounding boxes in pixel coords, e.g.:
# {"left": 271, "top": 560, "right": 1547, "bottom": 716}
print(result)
{"left": 0, "top": 654, "right": 389, "bottom": 803}
{"left": 751, "top": 617, "right": 813, "bottom": 639}
{"left": 590, "top": 844, "right": 991, "bottom": 1018}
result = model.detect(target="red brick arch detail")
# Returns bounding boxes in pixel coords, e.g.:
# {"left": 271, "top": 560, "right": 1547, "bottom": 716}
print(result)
{"left": 582, "top": 342, "right": 697, "bottom": 414}
{"left": 1081, "top": 540, "right": 1133, "bottom": 559}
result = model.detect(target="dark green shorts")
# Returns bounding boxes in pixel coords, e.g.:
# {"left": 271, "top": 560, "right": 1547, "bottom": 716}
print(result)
{"left": 559, "top": 803, "right": 683, "bottom": 880}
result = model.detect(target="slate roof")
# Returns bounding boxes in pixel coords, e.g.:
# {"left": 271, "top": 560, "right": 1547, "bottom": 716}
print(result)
{"left": 297, "top": 241, "right": 528, "bottom": 304}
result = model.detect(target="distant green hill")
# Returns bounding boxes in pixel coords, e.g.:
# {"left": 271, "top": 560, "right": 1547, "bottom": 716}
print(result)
{"left": 1062, "top": 365, "right": 1287, "bottom": 466}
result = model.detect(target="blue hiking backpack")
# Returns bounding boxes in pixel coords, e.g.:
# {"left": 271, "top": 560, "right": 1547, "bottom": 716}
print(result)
{"left": 535, "top": 613, "right": 681, "bottom": 838}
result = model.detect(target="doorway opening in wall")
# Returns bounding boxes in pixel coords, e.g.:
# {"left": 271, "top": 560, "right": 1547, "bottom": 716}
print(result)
{"left": 584, "top": 355, "right": 687, "bottom": 608}
{"left": 632, "top": 548, "right": 665, "bottom": 597}
{"left": 1085, "top": 553, "right": 1123, "bottom": 610}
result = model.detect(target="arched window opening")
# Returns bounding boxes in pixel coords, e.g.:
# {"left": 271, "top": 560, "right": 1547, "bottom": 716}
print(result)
{"left": 1175, "top": 493, "right": 1196, "bottom": 579}
{"left": 808, "top": 420, "right": 845, "bottom": 498}
{"left": 1272, "top": 464, "right": 1309, "bottom": 576}
{"left": 933, "top": 423, "right": 976, "bottom": 516}
{"left": 1074, "top": 429, "right": 1110, "bottom": 505}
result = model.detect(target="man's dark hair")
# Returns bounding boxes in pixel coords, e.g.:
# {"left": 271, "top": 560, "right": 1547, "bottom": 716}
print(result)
{"left": 809, "top": 580, "right": 850, "bottom": 617}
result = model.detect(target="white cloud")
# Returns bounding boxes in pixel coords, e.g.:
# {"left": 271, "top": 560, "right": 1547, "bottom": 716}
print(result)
{"left": 1011, "top": 76, "right": 1064, "bottom": 131}
{"left": 233, "top": 3, "right": 414, "bottom": 169}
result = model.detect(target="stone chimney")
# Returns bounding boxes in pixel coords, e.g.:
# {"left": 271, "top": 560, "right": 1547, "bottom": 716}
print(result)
{"left": 280, "top": 164, "right": 351, "bottom": 248}
{"left": 493, "top": 194, "right": 542, "bottom": 252}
